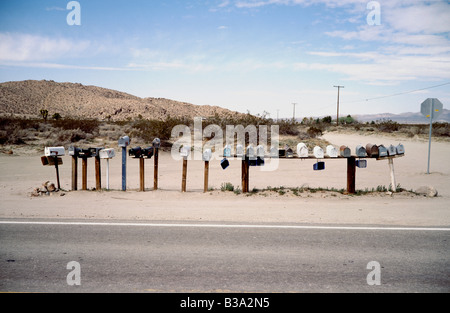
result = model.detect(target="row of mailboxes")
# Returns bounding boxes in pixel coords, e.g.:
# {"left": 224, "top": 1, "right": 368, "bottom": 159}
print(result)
{"left": 357, "top": 144, "right": 405, "bottom": 158}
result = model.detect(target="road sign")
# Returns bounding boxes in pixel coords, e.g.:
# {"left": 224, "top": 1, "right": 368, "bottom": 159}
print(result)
{"left": 421, "top": 98, "right": 443, "bottom": 119}
{"left": 420, "top": 98, "right": 444, "bottom": 174}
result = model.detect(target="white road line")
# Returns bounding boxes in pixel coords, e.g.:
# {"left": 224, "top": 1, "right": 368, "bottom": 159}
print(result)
{"left": 0, "top": 221, "right": 449, "bottom": 231}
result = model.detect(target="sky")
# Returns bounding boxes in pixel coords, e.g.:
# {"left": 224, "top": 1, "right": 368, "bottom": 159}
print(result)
{"left": 0, "top": 0, "right": 449, "bottom": 119}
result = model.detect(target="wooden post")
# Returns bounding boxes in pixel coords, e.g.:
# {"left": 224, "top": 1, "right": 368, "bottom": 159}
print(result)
{"left": 140, "top": 158, "right": 145, "bottom": 192}
{"left": 182, "top": 157, "right": 188, "bottom": 192}
{"left": 347, "top": 156, "right": 356, "bottom": 194}
{"left": 154, "top": 148, "right": 159, "bottom": 190}
{"left": 95, "top": 156, "right": 101, "bottom": 191}
{"left": 72, "top": 156, "right": 78, "bottom": 191}
{"left": 242, "top": 157, "right": 249, "bottom": 193}
{"left": 204, "top": 161, "right": 209, "bottom": 193}
{"left": 82, "top": 157, "right": 88, "bottom": 191}
{"left": 389, "top": 158, "right": 397, "bottom": 192}
{"left": 241, "top": 159, "right": 246, "bottom": 193}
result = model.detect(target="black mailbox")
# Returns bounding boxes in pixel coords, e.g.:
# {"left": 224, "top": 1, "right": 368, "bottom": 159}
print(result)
{"left": 129, "top": 147, "right": 143, "bottom": 158}
{"left": 78, "top": 149, "right": 94, "bottom": 158}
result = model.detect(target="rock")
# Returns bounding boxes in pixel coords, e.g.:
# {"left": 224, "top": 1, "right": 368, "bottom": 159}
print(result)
{"left": 415, "top": 186, "right": 438, "bottom": 197}
{"left": 46, "top": 183, "right": 57, "bottom": 192}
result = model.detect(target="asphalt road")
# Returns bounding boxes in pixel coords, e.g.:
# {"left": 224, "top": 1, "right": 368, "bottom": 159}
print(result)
{"left": 0, "top": 220, "right": 449, "bottom": 293}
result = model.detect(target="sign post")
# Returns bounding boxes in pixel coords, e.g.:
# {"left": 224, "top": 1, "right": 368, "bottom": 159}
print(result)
{"left": 421, "top": 98, "right": 443, "bottom": 174}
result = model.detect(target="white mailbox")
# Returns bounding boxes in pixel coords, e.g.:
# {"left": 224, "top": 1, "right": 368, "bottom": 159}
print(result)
{"left": 99, "top": 148, "right": 116, "bottom": 159}
{"left": 247, "top": 145, "right": 256, "bottom": 160}
{"left": 257, "top": 145, "right": 265, "bottom": 158}
{"left": 203, "top": 149, "right": 212, "bottom": 162}
{"left": 378, "top": 145, "right": 388, "bottom": 157}
{"left": 355, "top": 145, "right": 367, "bottom": 158}
{"left": 223, "top": 145, "right": 231, "bottom": 158}
{"left": 45, "top": 147, "right": 65, "bottom": 157}
{"left": 180, "top": 145, "right": 191, "bottom": 158}
{"left": 388, "top": 144, "right": 397, "bottom": 156}
{"left": 270, "top": 147, "right": 278, "bottom": 158}
{"left": 396, "top": 144, "right": 405, "bottom": 155}
{"left": 326, "top": 145, "right": 338, "bottom": 158}
{"left": 118, "top": 136, "right": 131, "bottom": 147}
{"left": 236, "top": 145, "right": 244, "bottom": 158}
{"left": 313, "top": 146, "right": 324, "bottom": 159}
{"left": 297, "top": 143, "right": 309, "bottom": 158}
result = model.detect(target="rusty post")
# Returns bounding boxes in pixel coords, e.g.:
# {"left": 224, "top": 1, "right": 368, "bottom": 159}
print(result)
{"left": 347, "top": 156, "right": 356, "bottom": 194}
{"left": 95, "top": 155, "right": 101, "bottom": 191}
{"left": 182, "top": 157, "right": 188, "bottom": 192}
{"left": 154, "top": 148, "right": 159, "bottom": 190}
{"left": 204, "top": 160, "right": 209, "bottom": 193}
{"left": 140, "top": 157, "right": 145, "bottom": 192}
{"left": 82, "top": 157, "right": 88, "bottom": 191}
{"left": 72, "top": 156, "right": 78, "bottom": 191}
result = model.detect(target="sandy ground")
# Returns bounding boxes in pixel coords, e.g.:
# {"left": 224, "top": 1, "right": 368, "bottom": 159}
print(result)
{"left": 0, "top": 132, "right": 449, "bottom": 227}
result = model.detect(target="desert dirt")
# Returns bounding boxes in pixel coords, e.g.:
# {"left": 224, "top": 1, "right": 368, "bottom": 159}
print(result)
{"left": 0, "top": 131, "right": 449, "bottom": 227}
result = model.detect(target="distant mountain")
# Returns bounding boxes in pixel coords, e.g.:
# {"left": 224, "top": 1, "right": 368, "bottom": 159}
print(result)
{"left": 354, "top": 109, "right": 450, "bottom": 124}
{"left": 0, "top": 80, "right": 242, "bottom": 121}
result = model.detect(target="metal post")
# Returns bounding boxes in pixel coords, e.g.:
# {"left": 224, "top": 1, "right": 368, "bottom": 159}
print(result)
{"left": 154, "top": 148, "right": 159, "bottom": 190}
{"left": 122, "top": 147, "right": 127, "bottom": 191}
{"left": 54, "top": 156, "right": 61, "bottom": 190}
{"left": 427, "top": 99, "right": 434, "bottom": 175}
{"left": 106, "top": 159, "right": 110, "bottom": 190}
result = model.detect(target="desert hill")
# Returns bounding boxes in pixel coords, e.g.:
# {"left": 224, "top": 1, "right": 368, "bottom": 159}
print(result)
{"left": 0, "top": 80, "right": 242, "bottom": 121}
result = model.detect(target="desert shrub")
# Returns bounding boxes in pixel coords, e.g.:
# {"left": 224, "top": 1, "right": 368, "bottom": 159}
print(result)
{"left": 131, "top": 116, "right": 192, "bottom": 143}
{"left": 51, "top": 118, "right": 99, "bottom": 134}
{"left": 307, "top": 126, "right": 323, "bottom": 138}
{"left": 57, "top": 129, "right": 88, "bottom": 143}
{"left": 377, "top": 120, "right": 399, "bottom": 133}
{"left": 221, "top": 182, "right": 235, "bottom": 192}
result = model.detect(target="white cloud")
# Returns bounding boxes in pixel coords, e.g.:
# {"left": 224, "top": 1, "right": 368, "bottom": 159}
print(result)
{"left": 0, "top": 33, "right": 90, "bottom": 62}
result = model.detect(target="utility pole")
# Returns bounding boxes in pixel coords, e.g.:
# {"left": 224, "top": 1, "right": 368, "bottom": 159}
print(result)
{"left": 292, "top": 103, "right": 297, "bottom": 122}
{"left": 277, "top": 109, "right": 280, "bottom": 122}
{"left": 334, "top": 86, "right": 344, "bottom": 126}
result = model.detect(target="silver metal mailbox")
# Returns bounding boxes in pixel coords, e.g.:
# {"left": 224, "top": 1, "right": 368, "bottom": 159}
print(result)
{"left": 118, "top": 136, "right": 131, "bottom": 147}
{"left": 297, "top": 143, "right": 309, "bottom": 158}
{"left": 355, "top": 145, "right": 367, "bottom": 158}
{"left": 236, "top": 144, "right": 244, "bottom": 158}
{"left": 257, "top": 145, "right": 265, "bottom": 158}
{"left": 45, "top": 147, "right": 65, "bottom": 157}
{"left": 202, "top": 149, "right": 212, "bottom": 162}
{"left": 180, "top": 145, "right": 191, "bottom": 158}
{"left": 378, "top": 145, "right": 388, "bottom": 157}
{"left": 313, "top": 146, "right": 324, "bottom": 159}
{"left": 396, "top": 144, "right": 405, "bottom": 155}
{"left": 270, "top": 147, "right": 278, "bottom": 158}
{"left": 388, "top": 144, "right": 397, "bottom": 156}
{"left": 152, "top": 138, "right": 161, "bottom": 149}
{"left": 99, "top": 148, "right": 115, "bottom": 159}
{"left": 247, "top": 145, "right": 256, "bottom": 160}
{"left": 326, "top": 145, "right": 338, "bottom": 158}
{"left": 340, "top": 146, "right": 351, "bottom": 158}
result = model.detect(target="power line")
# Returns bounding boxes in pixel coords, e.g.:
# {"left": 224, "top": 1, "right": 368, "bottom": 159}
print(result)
{"left": 345, "top": 81, "right": 450, "bottom": 104}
